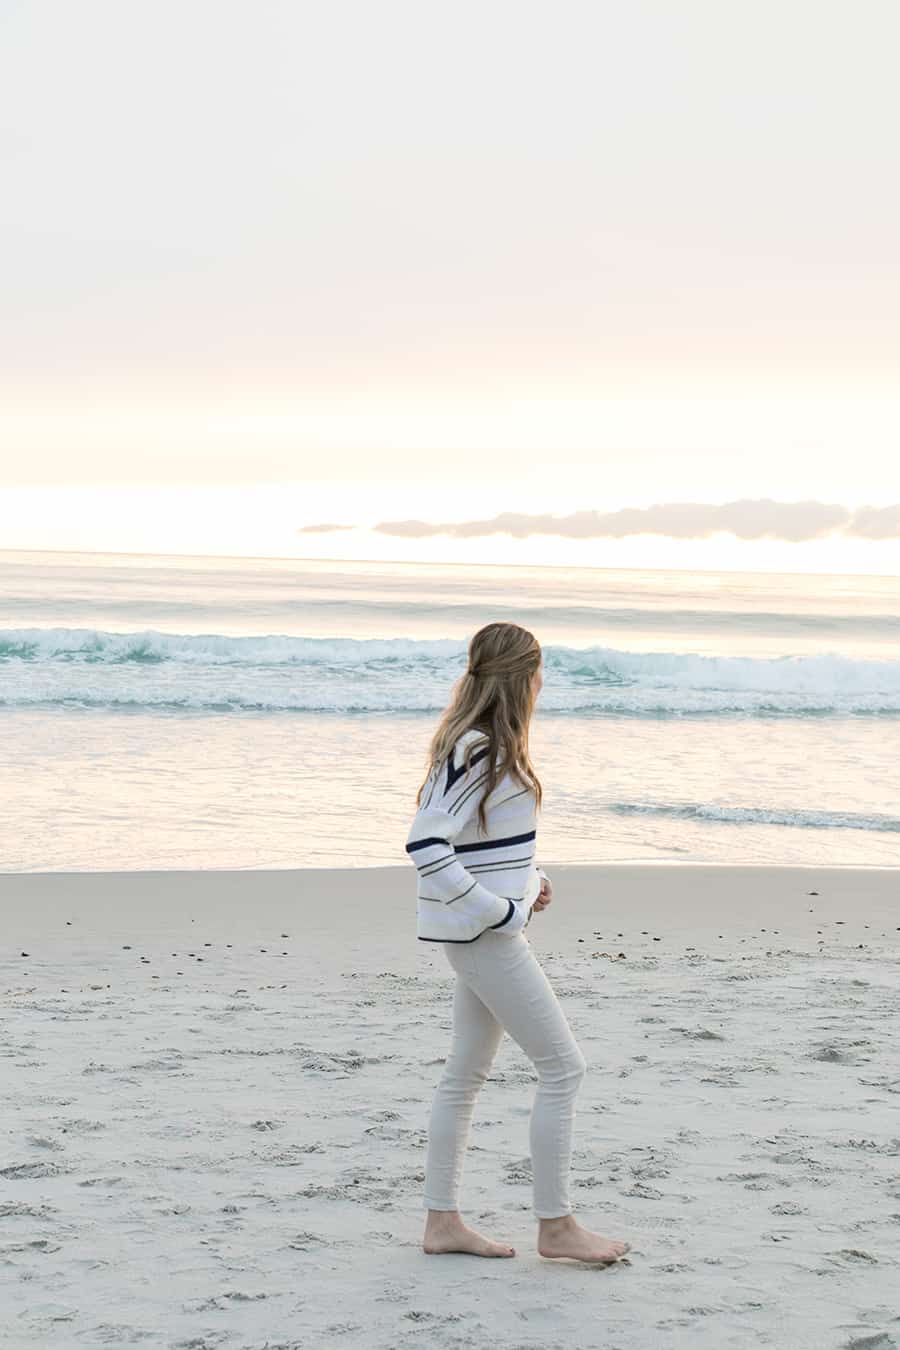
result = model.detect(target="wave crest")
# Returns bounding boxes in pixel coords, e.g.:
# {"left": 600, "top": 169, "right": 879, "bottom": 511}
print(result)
{"left": 2, "top": 627, "right": 899, "bottom": 717}
{"left": 610, "top": 801, "right": 900, "bottom": 833}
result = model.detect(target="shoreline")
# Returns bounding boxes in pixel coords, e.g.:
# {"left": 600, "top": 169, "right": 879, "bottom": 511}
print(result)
{"left": 5, "top": 862, "right": 898, "bottom": 967}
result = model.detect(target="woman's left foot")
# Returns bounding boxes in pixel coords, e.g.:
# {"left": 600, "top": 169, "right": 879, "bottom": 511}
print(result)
{"left": 423, "top": 1211, "right": 515, "bottom": 1257}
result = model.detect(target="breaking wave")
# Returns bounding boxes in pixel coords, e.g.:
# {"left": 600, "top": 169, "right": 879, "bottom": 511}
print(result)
{"left": 2, "top": 627, "right": 899, "bottom": 717}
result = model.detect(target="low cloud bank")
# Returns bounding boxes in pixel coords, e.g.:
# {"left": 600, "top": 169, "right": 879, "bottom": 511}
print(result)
{"left": 298, "top": 500, "right": 900, "bottom": 542}
{"left": 369, "top": 499, "right": 900, "bottom": 542}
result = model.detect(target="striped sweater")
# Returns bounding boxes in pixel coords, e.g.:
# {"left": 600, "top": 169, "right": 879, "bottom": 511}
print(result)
{"left": 405, "top": 726, "right": 547, "bottom": 943}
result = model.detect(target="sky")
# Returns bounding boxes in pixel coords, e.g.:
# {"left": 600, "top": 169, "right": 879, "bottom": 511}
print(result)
{"left": 1, "top": 0, "right": 899, "bottom": 574}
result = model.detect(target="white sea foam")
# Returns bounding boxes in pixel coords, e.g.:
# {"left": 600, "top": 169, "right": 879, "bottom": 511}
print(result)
{"left": 2, "top": 627, "right": 899, "bottom": 716}
{"left": 610, "top": 801, "right": 900, "bottom": 833}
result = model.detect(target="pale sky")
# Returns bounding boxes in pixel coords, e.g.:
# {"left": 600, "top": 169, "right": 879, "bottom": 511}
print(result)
{"left": 1, "top": 0, "right": 899, "bottom": 573}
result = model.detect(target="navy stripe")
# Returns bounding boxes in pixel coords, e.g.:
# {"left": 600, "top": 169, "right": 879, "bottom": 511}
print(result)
{"left": 445, "top": 741, "right": 490, "bottom": 793}
{"left": 419, "top": 933, "right": 482, "bottom": 944}
{"left": 488, "top": 899, "right": 517, "bottom": 929}
{"left": 467, "top": 860, "right": 532, "bottom": 873}
{"left": 447, "top": 769, "right": 489, "bottom": 814}
{"left": 466, "top": 853, "right": 533, "bottom": 866}
{"left": 417, "top": 849, "right": 454, "bottom": 867}
{"left": 406, "top": 836, "right": 450, "bottom": 854}
{"left": 445, "top": 880, "right": 477, "bottom": 905}
{"left": 420, "top": 857, "right": 456, "bottom": 879}
{"left": 456, "top": 830, "right": 536, "bottom": 854}
{"left": 492, "top": 787, "right": 530, "bottom": 807}
{"left": 466, "top": 851, "right": 534, "bottom": 866}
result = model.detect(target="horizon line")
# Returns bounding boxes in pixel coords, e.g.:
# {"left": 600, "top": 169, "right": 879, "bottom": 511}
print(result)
{"left": 1, "top": 545, "right": 898, "bottom": 583}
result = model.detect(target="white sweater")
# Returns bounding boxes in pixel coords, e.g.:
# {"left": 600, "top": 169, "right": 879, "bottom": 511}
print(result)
{"left": 405, "top": 727, "right": 547, "bottom": 943}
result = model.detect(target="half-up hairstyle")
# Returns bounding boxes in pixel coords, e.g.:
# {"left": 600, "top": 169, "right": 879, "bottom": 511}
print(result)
{"left": 415, "top": 621, "right": 543, "bottom": 834}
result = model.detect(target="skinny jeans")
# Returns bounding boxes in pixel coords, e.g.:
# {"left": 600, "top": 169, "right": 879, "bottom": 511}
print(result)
{"left": 423, "top": 925, "right": 587, "bottom": 1220}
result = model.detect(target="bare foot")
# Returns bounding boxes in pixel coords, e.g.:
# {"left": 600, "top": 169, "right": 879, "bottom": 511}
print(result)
{"left": 423, "top": 1209, "right": 516, "bottom": 1257}
{"left": 538, "top": 1214, "right": 630, "bottom": 1264}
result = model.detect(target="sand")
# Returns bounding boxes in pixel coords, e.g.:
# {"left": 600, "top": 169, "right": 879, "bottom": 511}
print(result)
{"left": 2, "top": 863, "right": 899, "bottom": 1350}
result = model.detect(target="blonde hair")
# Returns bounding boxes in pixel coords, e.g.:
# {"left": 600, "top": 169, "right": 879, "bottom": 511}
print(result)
{"left": 415, "top": 621, "right": 543, "bottom": 833}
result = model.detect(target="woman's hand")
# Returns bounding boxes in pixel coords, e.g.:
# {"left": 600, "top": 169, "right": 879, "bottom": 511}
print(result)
{"left": 531, "top": 874, "right": 553, "bottom": 914}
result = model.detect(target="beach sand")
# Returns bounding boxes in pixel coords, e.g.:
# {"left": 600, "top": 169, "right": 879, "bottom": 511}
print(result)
{"left": 3, "top": 863, "right": 899, "bottom": 1349}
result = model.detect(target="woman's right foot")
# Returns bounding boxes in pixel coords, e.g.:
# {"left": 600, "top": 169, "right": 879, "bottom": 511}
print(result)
{"left": 537, "top": 1214, "right": 630, "bottom": 1264}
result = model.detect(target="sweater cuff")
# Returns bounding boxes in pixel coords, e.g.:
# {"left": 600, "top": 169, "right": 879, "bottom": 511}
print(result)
{"left": 488, "top": 898, "right": 517, "bottom": 929}
{"left": 488, "top": 899, "right": 529, "bottom": 935}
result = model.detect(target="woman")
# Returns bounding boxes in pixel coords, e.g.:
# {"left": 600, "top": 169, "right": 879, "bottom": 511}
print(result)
{"left": 405, "top": 621, "right": 631, "bottom": 1264}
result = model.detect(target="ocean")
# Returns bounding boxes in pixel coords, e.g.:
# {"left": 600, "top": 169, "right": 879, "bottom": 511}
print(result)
{"left": 2, "top": 549, "right": 898, "bottom": 871}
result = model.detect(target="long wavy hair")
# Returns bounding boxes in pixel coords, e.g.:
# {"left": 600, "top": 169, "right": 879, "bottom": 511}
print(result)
{"left": 415, "top": 621, "right": 543, "bottom": 834}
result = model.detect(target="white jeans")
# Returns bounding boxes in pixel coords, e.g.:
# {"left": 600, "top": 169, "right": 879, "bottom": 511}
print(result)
{"left": 423, "top": 926, "right": 587, "bottom": 1220}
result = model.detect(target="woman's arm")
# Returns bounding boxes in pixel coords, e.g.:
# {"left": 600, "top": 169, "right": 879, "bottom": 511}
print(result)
{"left": 406, "top": 742, "right": 530, "bottom": 936}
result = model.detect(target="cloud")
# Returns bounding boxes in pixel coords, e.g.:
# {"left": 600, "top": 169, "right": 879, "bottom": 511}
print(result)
{"left": 369, "top": 500, "right": 900, "bottom": 542}
{"left": 298, "top": 500, "right": 900, "bottom": 542}
{"left": 848, "top": 503, "right": 900, "bottom": 540}
{"left": 297, "top": 522, "right": 355, "bottom": 533}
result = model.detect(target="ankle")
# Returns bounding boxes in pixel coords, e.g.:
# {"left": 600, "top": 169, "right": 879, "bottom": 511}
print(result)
{"left": 538, "top": 1212, "right": 576, "bottom": 1231}
{"left": 426, "top": 1208, "right": 461, "bottom": 1225}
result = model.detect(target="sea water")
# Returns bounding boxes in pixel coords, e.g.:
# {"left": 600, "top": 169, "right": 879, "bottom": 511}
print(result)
{"left": 1, "top": 549, "right": 898, "bottom": 870}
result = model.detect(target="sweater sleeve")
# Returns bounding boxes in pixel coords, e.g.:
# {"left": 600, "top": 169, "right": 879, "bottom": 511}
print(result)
{"left": 405, "top": 740, "right": 529, "bottom": 936}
